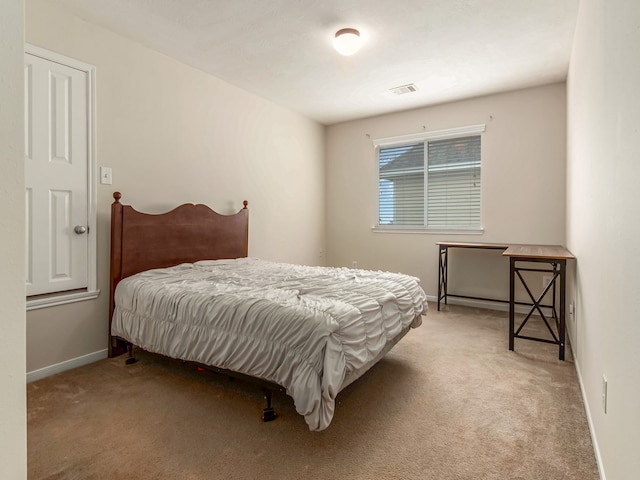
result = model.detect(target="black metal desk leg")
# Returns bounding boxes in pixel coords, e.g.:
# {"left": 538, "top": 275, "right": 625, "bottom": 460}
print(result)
{"left": 437, "top": 246, "right": 442, "bottom": 311}
{"left": 551, "top": 263, "right": 558, "bottom": 321}
{"left": 509, "top": 257, "right": 515, "bottom": 351}
{"left": 437, "top": 246, "right": 448, "bottom": 311}
{"left": 559, "top": 260, "right": 566, "bottom": 361}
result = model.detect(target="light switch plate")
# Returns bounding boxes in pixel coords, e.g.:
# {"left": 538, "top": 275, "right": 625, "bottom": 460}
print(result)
{"left": 100, "top": 166, "right": 112, "bottom": 185}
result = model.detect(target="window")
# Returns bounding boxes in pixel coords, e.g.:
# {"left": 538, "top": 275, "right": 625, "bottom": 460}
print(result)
{"left": 375, "top": 124, "right": 484, "bottom": 231}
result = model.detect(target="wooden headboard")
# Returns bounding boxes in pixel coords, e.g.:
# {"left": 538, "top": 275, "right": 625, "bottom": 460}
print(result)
{"left": 108, "top": 192, "right": 248, "bottom": 356}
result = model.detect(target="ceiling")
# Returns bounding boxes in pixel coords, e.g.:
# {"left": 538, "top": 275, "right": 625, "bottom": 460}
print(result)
{"left": 58, "top": 0, "right": 580, "bottom": 125}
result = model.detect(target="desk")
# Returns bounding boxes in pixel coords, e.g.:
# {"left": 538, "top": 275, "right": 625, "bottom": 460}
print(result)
{"left": 437, "top": 242, "right": 510, "bottom": 311}
{"left": 436, "top": 241, "right": 575, "bottom": 360}
{"left": 503, "top": 245, "right": 575, "bottom": 361}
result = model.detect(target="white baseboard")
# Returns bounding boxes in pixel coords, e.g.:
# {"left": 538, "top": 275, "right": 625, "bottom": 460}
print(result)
{"left": 27, "top": 349, "right": 108, "bottom": 383}
{"left": 567, "top": 328, "right": 606, "bottom": 480}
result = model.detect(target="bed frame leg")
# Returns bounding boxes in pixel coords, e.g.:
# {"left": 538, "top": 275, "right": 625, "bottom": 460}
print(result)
{"left": 262, "top": 388, "right": 276, "bottom": 422}
{"left": 125, "top": 342, "right": 138, "bottom": 365}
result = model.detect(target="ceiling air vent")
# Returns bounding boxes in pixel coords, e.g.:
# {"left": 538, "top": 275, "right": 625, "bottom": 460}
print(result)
{"left": 389, "top": 83, "right": 418, "bottom": 96}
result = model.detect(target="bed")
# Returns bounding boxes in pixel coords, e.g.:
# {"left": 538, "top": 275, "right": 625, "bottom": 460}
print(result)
{"left": 109, "top": 192, "right": 428, "bottom": 431}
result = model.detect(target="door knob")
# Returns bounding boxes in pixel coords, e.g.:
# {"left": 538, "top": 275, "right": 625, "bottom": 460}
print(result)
{"left": 74, "top": 225, "right": 87, "bottom": 234}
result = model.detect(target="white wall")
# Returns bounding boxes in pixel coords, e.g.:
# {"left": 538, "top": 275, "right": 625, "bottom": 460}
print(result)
{"left": 567, "top": 1, "right": 640, "bottom": 478}
{"left": 25, "top": 0, "right": 325, "bottom": 372}
{"left": 326, "top": 84, "right": 567, "bottom": 302}
{"left": 0, "top": 0, "right": 27, "bottom": 477}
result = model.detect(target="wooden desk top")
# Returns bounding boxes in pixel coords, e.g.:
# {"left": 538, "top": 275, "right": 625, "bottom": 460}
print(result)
{"left": 436, "top": 241, "right": 510, "bottom": 249}
{"left": 502, "top": 244, "right": 575, "bottom": 260}
{"left": 435, "top": 241, "right": 575, "bottom": 260}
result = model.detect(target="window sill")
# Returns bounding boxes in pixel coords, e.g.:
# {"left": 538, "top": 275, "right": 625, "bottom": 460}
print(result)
{"left": 27, "top": 289, "right": 100, "bottom": 311}
{"left": 371, "top": 226, "right": 484, "bottom": 235}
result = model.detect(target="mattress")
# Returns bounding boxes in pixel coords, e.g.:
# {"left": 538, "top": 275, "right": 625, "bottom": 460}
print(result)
{"left": 111, "top": 257, "right": 428, "bottom": 431}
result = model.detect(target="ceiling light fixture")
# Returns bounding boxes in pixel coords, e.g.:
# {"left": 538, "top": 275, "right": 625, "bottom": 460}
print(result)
{"left": 334, "top": 28, "right": 361, "bottom": 56}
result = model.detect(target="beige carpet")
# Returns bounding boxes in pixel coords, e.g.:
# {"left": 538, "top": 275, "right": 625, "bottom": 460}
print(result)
{"left": 28, "top": 304, "right": 600, "bottom": 480}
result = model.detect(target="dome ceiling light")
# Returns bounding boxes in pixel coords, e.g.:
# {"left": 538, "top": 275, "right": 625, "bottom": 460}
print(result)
{"left": 333, "top": 28, "right": 361, "bottom": 56}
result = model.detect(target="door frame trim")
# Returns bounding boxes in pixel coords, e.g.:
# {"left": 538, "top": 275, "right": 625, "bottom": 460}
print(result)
{"left": 25, "top": 44, "right": 99, "bottom": 310}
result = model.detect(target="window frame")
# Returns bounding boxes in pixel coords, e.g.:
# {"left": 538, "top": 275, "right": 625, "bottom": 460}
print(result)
{"left": 372, "top": 124, "right": 485, "bottom": 235}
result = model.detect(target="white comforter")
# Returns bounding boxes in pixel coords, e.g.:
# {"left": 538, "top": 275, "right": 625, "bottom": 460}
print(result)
{"left": 112, "top": 258, "right": 427, "bottom": 431}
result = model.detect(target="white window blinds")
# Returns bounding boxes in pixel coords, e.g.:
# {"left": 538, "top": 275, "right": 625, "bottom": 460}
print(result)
{"left": 376, "top": 126, "right": 483, "bottom": 229}
{"left": 426, "top": 136, "right": 481, "bottom": 227}
{"left": 379, "top": 144, "right": 424, "bottom": 225}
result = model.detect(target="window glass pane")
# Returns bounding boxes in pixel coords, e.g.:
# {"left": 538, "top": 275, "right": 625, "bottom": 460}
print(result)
{"left": 427, "top": 136, "right": 481, "bottom": 227}
{"left": 379, "top": 144, "right": 424, "bottom": 225}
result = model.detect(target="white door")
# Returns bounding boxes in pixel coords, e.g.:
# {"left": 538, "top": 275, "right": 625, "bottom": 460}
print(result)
{"left": 25, "top": 52, "right": 89, "bottom": 296}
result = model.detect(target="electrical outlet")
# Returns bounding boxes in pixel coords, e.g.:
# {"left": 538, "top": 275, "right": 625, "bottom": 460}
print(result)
{"left": 351, "top": 261, "right": 358, "bottom": 269}
{"left": 569, "top": 301, "right": 575, "bottom": 322}
{"left": 602, "top": 375, "right": 608, "bottom": 414}
{"left": 543, "top": 274, "right": 553, "bottom": 289}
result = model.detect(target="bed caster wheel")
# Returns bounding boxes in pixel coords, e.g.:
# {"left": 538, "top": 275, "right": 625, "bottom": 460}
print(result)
{"left": 125, "top": 357, "right": 138, "bottom": 365}
{"left": 262, "top": 407, "right": 276, "bottom": 422}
